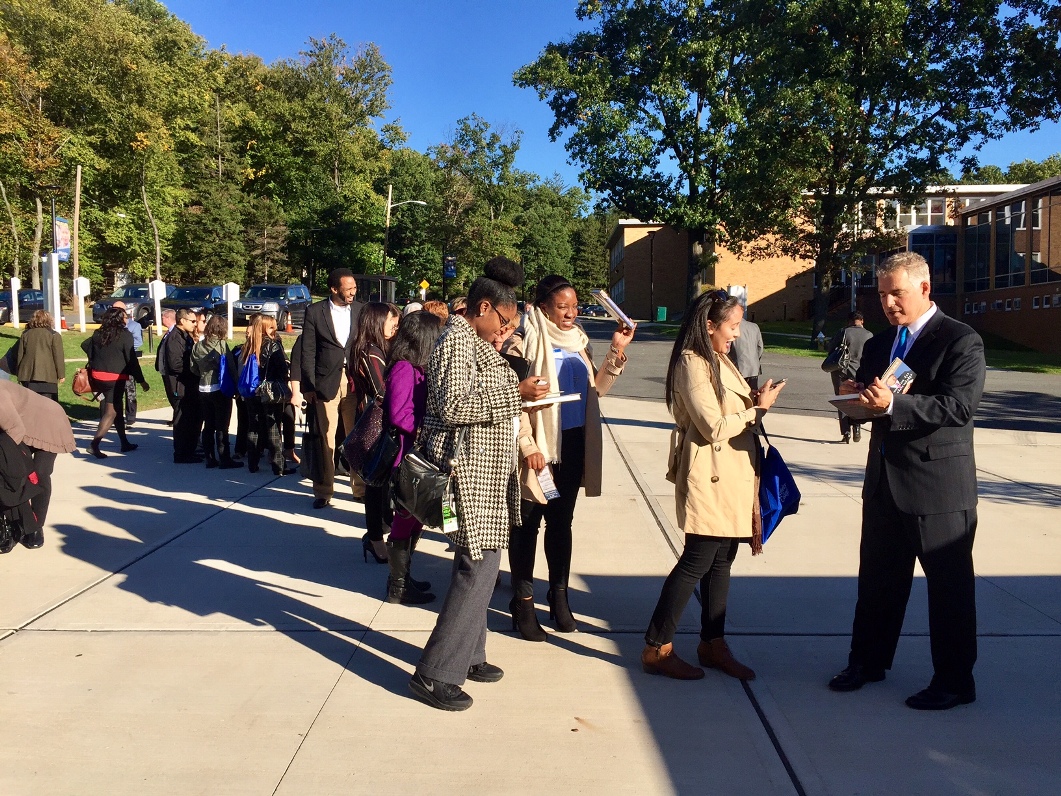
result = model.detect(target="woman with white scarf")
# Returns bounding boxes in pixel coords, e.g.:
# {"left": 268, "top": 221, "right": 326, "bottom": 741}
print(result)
{"left": 504, "top": 275, "right": 634, "bottom": 640}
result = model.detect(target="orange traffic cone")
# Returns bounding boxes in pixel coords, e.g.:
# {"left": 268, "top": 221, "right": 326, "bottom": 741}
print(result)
{"left": 285, "top": 316, "right": 293, "bottom": 333}
{"left": 60, "top": 315, "right": 68, "bottom": 330}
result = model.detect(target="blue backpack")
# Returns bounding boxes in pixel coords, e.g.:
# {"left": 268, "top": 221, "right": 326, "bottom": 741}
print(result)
{"left": 237, "top": 353, "right": 260, "bottom": 399}
{"left": 218, "top": 349, "right": 237, "bottom": 398}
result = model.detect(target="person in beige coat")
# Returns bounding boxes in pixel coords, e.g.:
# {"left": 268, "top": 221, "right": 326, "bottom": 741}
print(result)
{"left": 642, "top": 290, "right": 785, "bottom": 681}
{"left": 505, "top": 275, "right": 634, "bottom": 640}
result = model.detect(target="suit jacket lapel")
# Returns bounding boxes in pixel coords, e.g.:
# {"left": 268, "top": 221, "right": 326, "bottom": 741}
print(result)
{"left": 321, "top": 300, "right": 339, "bottom": 345}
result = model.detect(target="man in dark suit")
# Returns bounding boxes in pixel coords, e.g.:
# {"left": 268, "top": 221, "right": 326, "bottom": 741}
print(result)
{"left": 162, "top": 308, "right": 204, "bottom": 464}
{"left": 828, "top": 251, "right": 986, "bottom": 710}
{"left": 300, "top": 268, "right": 363, "bottom": 509}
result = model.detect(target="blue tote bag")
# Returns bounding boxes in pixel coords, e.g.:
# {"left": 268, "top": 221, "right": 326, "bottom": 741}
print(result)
{"left": 758, "top": 431, "right": 801, "bottom": 543}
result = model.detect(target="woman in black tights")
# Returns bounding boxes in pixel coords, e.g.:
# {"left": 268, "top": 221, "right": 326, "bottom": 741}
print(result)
{"left": 82, "top": 307, "right": 149, "bottom": 459}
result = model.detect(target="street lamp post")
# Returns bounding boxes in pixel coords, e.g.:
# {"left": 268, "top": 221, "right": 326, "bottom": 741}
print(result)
{"left": 382, "top": 183, "right": 426, "bottom": 276}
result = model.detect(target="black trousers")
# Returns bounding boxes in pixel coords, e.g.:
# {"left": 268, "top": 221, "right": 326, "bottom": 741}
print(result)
{"left": 364, "top": 482, "right": 394, "bottom": 542}
{"left": 509, "top": 426, "right": 586, "bottom": 598}
{"left": 849, "top": 468, "right": 977, "bottom": 694}
{"left": 200, "top": 392, "right": 234, "bottom": 462}
{"left": 172, "top": 390, "right": 202, "bottom": 458}
{"left": 831, "top": 371, "right": 861, "bottom": 436}
{"left": 645, "top": 535, "right": 740, "bottom": 647}
{"left": 233, "top": 397, "right": 248, "bottom": 457}
{"left": 246, "top": 399, "right": 283, "bottom": 471}
{"left": 30, "top": 449, "right": 56, "bottom": 526}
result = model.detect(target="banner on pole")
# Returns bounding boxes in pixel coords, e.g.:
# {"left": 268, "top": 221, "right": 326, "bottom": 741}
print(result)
{"left": 54, "top": 217, "right": 71, "bottom": 262}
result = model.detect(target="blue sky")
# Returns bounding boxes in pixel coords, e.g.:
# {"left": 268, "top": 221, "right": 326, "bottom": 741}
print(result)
{"left": 165, "top": 0, "right": 1059, "bottom": 188}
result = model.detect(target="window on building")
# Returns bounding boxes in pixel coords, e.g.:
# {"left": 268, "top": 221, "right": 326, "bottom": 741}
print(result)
{"left": 994, "top": 209, "right": 1026, "bottom": 289}
{"left": 1030, "top": 194, "right": 1060, "bottom": 284}
{"left": 1031, "top": 197, "right": 1042, "bottom": 230}
{"left": 612, "top": 277, "right": 625, "bottom": 304}
{"left": 910, "top": 231, "right": 956, "bottom": 294}
{"left": 963, "top": 213, "right": 991, "bottom": 292}
{"left": 927, "top": 198, "right": 947, "bottom": 225}
{"left": 1010, "top": 201, "right": 1027, "bottom": 230}
{"left": 610, "top": 237, "right": 625, "bottom": 272}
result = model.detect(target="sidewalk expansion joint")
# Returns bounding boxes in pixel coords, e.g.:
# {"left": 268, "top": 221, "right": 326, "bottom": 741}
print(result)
{"left": 601, "top": 410, "right": 806, "bottom": 796}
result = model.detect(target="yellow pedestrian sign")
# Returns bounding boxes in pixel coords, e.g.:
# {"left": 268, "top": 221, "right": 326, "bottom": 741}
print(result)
{"left": 419, "top": 280, "right": 430, "bottom": 290}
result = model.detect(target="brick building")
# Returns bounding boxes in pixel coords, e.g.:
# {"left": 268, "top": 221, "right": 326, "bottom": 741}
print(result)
{"left": 607, "top": 185, "right": 1026, "bottom": 326}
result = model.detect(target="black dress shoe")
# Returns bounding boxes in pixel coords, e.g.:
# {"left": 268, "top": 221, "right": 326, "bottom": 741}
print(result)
{"left": 905, "top": 686, "right": 975, "bottom": 711}
{"left": 312, "top": 498, "right": 331, "bottom": 510}
{"left": 467, "top": 662, "right": 504, "bottom": 683}
{"left": 408, "top": 673, "right": 473, "bottom": 711}
{"left": 828, "top": 663, "right": 886, "bottom": 692}
{"left": 174, "top": 454, "right": 204, "bottom": 464}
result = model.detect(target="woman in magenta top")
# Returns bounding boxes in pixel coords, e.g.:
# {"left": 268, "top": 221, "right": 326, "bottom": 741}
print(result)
{"left": 382, "top": 310, "right": 443, "bottom": 605}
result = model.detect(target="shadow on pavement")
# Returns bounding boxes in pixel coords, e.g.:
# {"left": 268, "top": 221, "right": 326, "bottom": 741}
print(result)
{"left": 975, "top": 391, "right": 1061, "bottom": 434}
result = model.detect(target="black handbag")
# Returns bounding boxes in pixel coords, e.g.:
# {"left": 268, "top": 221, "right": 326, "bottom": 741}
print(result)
{"left": 359, "top": 424, "right": 401, "bottom": 488}
{"left": 343, "top": 396, "right": 384, "bottom": 477}
{"left": 393, "top": 427, "right": 468, "bottom": 530}
{"left": 821, "top": 336, "right": 849, "bottom": 373}
{"left": 256, "top": 379, "right": 291, "bottom": 405}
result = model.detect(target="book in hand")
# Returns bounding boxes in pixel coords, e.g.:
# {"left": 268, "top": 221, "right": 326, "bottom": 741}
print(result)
{"left": 829, "top": 357, "right": 916, "bottom": 420}
{"left": 590, "top": 288, "right": 636, "bottom": 329}
{"left": 522, "top": 392, "right": 582, "bottom": 409}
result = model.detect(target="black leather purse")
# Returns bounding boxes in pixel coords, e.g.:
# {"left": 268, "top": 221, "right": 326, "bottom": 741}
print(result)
{"left": 359, "top": 424, "right": 401, "bottom": 488}
{"left": 821, "top": 336, "right": 849, "bottom": 373}
{"left": 393, "top": 427, "right": 468, "bottom": 530}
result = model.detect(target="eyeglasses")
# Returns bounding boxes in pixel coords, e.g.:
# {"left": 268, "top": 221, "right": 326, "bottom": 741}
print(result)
{"left": 493, "top": 306, "right": 514, "bottom": 330}
{"left": 707, "top": 290, "right": 729, "bottom": 302}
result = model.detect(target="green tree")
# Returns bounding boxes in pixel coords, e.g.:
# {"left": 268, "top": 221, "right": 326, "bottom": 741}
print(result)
{"left": 517, "top": 179, "right": 584, "bottom": 296}
{"left": 568, "top": 209, "right": 616, "bottom": 300}
{"left": 515, "top": 1, "right": 800, "bottom": 302}
{"left": 961, "top": 154, "right": 1061, "bottom": 184}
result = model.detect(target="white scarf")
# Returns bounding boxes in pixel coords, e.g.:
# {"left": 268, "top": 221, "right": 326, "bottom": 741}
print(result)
{"left": 521, "top": 306, "right": 590, "bottom": 464}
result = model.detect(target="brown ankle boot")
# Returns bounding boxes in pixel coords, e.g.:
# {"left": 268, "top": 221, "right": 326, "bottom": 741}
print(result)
{"left": 641, "top": 643, "right": 704, "bottom": 680}
{"left": 697, "top": 638, "right": 756, "bottom": 680}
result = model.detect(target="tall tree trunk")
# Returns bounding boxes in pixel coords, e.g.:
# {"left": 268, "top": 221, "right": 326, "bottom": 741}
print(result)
{"left": 812, "top": 248, "right": 839, "bottom": 344}
{"left": 141, "top": 171, "right": 161, "bottom": 281}
{"left": 0, "top": 180, "right": 19, "bottom": 281}
{"left": 31, "top": 195, "right": 43, "bottom": 289}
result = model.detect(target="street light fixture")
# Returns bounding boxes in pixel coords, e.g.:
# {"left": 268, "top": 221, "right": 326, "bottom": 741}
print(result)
{"left": 383, "top": 183, "right": 426, "bottom": 276}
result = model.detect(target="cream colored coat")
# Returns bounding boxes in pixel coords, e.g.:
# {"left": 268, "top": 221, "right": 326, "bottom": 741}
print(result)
{"left": 666, "top": 350, "right": 764, "bottom": 537}
{"left": 507, "top": 332, "right": 625, "bottom": 504}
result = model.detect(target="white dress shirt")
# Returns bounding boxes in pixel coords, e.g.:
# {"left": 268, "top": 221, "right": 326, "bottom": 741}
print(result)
{"left": 885, "top": 302, "right": 937, "bottom": 414}
{"left": 329, "top": 300, "right": 352, "bottom": 348}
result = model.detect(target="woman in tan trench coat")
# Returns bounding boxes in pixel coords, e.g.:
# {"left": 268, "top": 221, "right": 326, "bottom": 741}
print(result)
{"left": 641, "top": 290, "right": 785, "bottom": 681}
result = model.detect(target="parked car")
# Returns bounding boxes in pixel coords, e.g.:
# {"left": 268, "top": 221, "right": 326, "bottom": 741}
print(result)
{"left": 159, "top": 285, "right": 228, "bottom": 318}
{"left": 230, "top": 283, "right": 312, "bottom": 328}
{"left": 0, "top": 289, "right": 45, "bottom": 325}
{"left": 92, "top": 284, "right": 163, "bottom": 324}
{"left": 580, "top": 304, "right": 608, "bottom": 318}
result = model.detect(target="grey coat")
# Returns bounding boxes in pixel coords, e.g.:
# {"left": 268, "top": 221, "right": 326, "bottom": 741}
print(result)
{"left": 420, "top": 315, "right": 522, "bottom": 561}
{"left": 728, "top": 319, "right": 763, "bottom": 380}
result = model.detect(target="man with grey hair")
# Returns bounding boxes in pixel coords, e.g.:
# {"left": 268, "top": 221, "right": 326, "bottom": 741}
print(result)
{"left": 828, "top": 250, "right": 986, "bottom": 711}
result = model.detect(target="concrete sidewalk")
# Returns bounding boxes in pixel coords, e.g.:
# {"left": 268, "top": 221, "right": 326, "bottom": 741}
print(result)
{"left": 0, "top": 395, "right": 1058, "bottom": 794}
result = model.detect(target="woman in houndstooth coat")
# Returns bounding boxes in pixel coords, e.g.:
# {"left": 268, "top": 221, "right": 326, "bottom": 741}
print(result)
{"left": 409, "top": 258, "right": 549, "bottom": 712}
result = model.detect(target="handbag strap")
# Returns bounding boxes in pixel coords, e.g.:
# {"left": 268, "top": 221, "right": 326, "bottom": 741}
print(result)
{"left": 444, "top": 425, "right": 470, "bottom": 474}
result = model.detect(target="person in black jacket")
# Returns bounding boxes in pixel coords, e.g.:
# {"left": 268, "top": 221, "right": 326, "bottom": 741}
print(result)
{"left": 828, "top": 252, "right": 986, "bottom": 711}
{"left": 161, "top": 308, "right": 203, "bottom": 463}
{"left": 82, "top": 308, "right": 149, "bottom": 459}
{"left": 242, "top": 314, "right": 293, "bottom": 476}
{"left": 827, "top": 311, "right": 874, "bottom": 443}
{"left": 300, "top": 268, "right": 364, "bottom": 509}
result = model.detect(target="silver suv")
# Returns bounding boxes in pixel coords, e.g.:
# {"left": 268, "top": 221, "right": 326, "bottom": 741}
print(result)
{"left": 231, "top": 283, "right": 312, "bottom": 328}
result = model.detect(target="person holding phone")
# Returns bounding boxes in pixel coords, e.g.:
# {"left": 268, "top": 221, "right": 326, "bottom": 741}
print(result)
{"left": 504, "top": 275, "right": 635, "bottom": 640}
{"left": 641, "top": 290, "right": 784, "bottom": 680}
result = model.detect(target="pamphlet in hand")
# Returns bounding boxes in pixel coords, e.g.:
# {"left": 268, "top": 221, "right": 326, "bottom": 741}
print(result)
{"left": 590, "top": 288, "right": 636, "bottom": 330}
{"left": 537, "top": 465, "right": 561, "bottom": 501}
{"left": 522, "top": 392, "right": 582, "bottom": 409}
{"left": 829, "top": 357, "right": 916, "bottom": 420}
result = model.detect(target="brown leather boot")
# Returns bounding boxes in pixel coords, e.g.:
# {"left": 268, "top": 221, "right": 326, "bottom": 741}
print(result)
{"left": 641, "top": 643, "right": 705, "bottom": 680}
{"left": 697, "top": 638, "right": 756, "bottom": 680}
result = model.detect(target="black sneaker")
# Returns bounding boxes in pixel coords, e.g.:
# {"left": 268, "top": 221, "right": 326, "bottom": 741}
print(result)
{"left": 467, "top": 662, "right": 504, "bottom": 683}
{"left": 408, "top": 673, "right": 473, "bottom": 711}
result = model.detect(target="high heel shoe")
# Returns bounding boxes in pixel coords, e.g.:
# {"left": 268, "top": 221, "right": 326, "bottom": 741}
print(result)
{"left": 362, "top": 533, "right": 388, "bottom": 564}
{"left": 509, "top": 596, "right": 548, "bottom": 642}
{"left": 120, "top": 442, "right": 138, "bottom": 453}
{"left": 547, "top": 586, "right": 578, "bottom": 633}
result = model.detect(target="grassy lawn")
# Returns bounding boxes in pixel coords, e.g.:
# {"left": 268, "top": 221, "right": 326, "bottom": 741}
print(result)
{"left": 0, "top": 325, "right": 303, "bottom": 422}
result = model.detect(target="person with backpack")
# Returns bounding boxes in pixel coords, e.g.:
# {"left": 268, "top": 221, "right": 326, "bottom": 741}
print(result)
{"left": 191, "top": 315, "right": 242, "bottom": 470}
{"left": 239, "top": 315, "right": 292, "bottom": 476}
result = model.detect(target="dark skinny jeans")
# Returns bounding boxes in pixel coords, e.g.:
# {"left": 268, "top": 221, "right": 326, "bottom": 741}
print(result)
{"left": 645, "top": 535, "right": 740, "bottom": 647}
{"left": 509, "top": 426, "right": 586, "bottom": 599}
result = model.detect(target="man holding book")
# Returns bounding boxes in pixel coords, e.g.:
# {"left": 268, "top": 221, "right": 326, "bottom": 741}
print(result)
{"left": 828, "top": 251, "right": 986, "bottom": 711}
